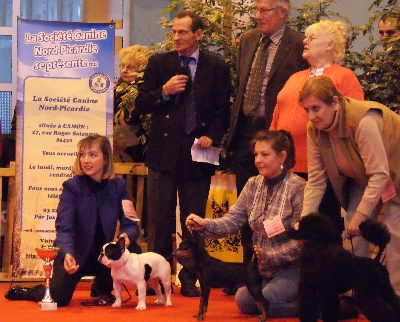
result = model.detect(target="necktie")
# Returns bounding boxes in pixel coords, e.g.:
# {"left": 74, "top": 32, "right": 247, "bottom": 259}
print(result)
{"left": 243, "top": 36, "right": 272, "bottom": 114}
{"left": 181, "top": 56, "right": 196, "bottom": 134}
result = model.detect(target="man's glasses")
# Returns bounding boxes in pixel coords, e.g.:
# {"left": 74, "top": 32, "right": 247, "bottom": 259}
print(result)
{"left": 170, "top": 30, "right": 194, "bottom": 37}
{"left": 254, "top": 7, "right": 277, "bottom": 15}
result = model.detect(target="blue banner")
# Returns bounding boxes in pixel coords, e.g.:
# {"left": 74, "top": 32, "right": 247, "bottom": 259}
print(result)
{"left": 15, "top": 19, "right": 115, "bottom": 277}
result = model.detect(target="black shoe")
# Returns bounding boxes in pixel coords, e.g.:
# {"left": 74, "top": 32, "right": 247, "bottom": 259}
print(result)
{"left": 223, "top": 287, "right": 238, "bottom": 296}
{"left": 5, "top": 286, "right": 32, "bottom": 301}
{"left": 178, "top": 268, "right": 200, "bottom": 297}
{"left": 81, "top": 293, "right": 115, "bottom": 306}
{"left": 180, "top": 283, "right": 200, "bottom": 297}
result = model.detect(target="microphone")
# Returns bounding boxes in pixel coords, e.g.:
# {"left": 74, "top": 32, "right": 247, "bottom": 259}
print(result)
{"left": 176, "top": 65, "right": 189, "bottom": 77}
{"left": 174, "top": 65, "right": 190, "bottom": 105}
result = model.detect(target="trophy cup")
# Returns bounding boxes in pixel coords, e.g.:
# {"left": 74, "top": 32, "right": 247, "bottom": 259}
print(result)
{"left": 35, "top": 246, "right": 60, "bottom": 311}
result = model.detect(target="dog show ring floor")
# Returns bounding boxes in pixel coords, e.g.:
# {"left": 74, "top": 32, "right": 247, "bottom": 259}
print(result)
{"left": 0, "top": 281, "right": 369, "bottom": 322}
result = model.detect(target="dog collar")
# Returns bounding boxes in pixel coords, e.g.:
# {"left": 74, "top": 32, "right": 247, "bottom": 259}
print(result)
{"left": 123, "top": 255, "right": 130, "bottom": 266}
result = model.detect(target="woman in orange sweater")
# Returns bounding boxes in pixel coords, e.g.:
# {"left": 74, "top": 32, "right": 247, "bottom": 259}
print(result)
{"left": 270, "top": 19, "right": 364, "bottom": 235}
{"left": 270, "top": 19, "right": 363, "bottom": 174}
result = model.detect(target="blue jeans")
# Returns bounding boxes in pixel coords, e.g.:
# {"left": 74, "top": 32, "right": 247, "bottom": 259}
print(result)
{"left": 235, "top": 265, "right": 300, "bottom": 317}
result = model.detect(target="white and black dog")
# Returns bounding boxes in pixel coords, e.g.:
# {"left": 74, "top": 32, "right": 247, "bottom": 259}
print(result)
{"left": 99, "top": 237, "right": 172, "bottom": 310}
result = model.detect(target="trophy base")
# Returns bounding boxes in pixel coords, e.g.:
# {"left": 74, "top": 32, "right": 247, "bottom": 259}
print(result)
{"left": 39, "top": 301, "right": 58, "bottom": 311}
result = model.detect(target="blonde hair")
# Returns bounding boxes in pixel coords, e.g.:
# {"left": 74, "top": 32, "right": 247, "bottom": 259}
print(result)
{"left": 72, "top": 134, "right": 115, "bottom": 180}
{"left": 118, "top": 45, "right": 150, "bottom": 72}
{"left": 305, "top": 20, "right": 348, "bottom": 63}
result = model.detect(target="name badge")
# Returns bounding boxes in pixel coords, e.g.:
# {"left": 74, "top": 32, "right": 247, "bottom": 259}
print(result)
{"left": 263, "top": 215, "right": 285, "bottom": 238}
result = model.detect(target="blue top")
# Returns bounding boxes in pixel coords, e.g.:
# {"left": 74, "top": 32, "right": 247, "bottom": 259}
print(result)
{"left": 54, "top": 175, "right": 139, "bottom": 265}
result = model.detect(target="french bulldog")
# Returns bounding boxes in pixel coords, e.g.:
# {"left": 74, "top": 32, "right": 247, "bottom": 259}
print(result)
{"left": 99, "top": 237, "right": 172, "bottom": 310}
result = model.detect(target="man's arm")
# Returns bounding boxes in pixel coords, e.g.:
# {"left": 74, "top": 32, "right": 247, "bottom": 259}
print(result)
{"left": 136, "top": 54, "right": 171, "bottom": 115}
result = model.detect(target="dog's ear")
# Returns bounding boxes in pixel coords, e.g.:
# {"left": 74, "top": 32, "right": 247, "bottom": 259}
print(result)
{"left": 117, "top": 237, "right": 126, "bottom": 251}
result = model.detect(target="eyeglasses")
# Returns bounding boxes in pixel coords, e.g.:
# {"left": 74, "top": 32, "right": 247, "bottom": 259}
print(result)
{"left": 170, "top": 30, "right": 193, "bottom": 37}
{"left": 119, "top": 64, "right": 136, "bottom": 70}
{"left": 254, "top": 7, "right": 277, "bottom": 15}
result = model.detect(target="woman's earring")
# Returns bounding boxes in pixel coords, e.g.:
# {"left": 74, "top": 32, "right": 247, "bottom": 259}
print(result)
{"left": 280, "top": 164, "right": 284, "bottom": 170}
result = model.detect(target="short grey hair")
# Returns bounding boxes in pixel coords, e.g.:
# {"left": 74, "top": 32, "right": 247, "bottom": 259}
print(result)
{"left": 276, "top": 0, "right": 291, "bottom": 19}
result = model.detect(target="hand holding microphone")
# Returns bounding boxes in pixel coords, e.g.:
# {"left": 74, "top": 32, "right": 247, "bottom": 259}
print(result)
{"left": 162, "top": 66, "right": 189, "bottom": 97}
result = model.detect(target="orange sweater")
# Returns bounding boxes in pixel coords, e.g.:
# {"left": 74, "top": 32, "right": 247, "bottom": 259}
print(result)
{"left": 270, "top": 63, "right": 364, "bottom": 173}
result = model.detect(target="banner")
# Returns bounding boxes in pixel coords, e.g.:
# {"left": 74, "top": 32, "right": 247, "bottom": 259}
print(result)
{"left": 205, "top": 173, "right": 242, "bottom": 262}
{"left": 14, "top": 19, "right": 115, "bottom": 277}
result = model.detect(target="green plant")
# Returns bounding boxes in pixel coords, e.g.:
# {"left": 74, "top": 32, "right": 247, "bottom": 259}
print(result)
{"left": 345, "top": 0, "right": 400, "bottom": 112}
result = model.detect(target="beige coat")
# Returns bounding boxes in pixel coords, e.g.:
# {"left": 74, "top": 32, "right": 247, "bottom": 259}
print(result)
{"left": 303, "top": 97, "right": 400, "bottom": 217}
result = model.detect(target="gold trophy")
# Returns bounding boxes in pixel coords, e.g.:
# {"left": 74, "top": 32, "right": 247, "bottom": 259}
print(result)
{"left": 35, "top": 246, "right": 60, "bottom": 311}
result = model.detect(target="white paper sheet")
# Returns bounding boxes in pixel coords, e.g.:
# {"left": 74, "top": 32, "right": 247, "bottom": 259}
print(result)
{"left": 191, "top": 138, "right": 222, "bottom": 165}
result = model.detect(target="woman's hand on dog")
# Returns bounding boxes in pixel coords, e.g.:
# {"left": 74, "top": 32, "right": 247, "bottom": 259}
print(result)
{"left": 254, "top": 245, "right": 268, "bottom": 265}
{"left": 343, "top": 211, "right": 367, "bottom": 239}
{"left": 64, "top": 253, "right": 80, "bottom": 274}
{"left": 186, "top": 214, "right": 206, "bottom": 232}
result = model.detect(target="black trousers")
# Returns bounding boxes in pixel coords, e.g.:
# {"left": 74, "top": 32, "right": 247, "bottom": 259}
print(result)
{"left": 146, "top": 167, "right": 211, "bottom": 262}
{"left": 295, "top": 172, "right": 343, "bottom": 235}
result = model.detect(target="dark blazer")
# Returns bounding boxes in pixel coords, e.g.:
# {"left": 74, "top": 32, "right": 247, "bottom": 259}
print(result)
{"left": 136, "top": 50, "right": 231, "bottom": 176}
{"left": 226, "top": 25, "right": 308, "bottom": 151}
{"left": 54, "top": 176, "right": 139, "bottom": 265}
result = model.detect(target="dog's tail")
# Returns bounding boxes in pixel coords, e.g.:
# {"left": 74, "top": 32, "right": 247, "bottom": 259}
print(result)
{"left": 359, "top": 219, "right": 391, "bottom": 262}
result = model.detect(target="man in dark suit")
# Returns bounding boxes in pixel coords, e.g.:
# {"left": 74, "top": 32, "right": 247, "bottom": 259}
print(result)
{"left": 225, "top": 0, "right": 308, "bottom": 283}
{"left": 136, "top": 11, "right": 230, "bottom": 297}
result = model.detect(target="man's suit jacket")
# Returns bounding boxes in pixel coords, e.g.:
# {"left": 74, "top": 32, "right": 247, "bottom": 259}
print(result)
{"left": 226, "top": 25, "right": 308, "bottom": 151}
{"left": 136, "top": 50, "right": 231, "bottom": 177}
{"left": 54, "top": 176, "right": 139, "bottom": 265}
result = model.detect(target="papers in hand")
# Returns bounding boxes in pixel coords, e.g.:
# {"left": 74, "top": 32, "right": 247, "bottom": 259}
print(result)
{"left": 122, "top": 200, "right": 140, "bottom": 222}
{"left": 191, "top": 138, "right": 222, "bottom": 165}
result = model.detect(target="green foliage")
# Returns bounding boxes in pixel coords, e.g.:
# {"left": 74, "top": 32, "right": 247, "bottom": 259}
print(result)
{"left": 345, "top": 1, "right": 400, "bottom": 112}
{"left": 289, "top": 0, "right": 348, "bottom": 32}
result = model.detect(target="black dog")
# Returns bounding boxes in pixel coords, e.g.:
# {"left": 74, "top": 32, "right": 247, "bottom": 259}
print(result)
{"left": 287, "top": 213, "right": 400, "bottom": 322}
{"left": 174, "top": 233, "right": 268, "bottom": 321}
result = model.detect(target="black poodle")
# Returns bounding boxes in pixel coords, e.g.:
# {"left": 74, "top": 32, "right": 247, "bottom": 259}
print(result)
{"left": 287, "top": 213, "right": 400, "bottom": 322}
